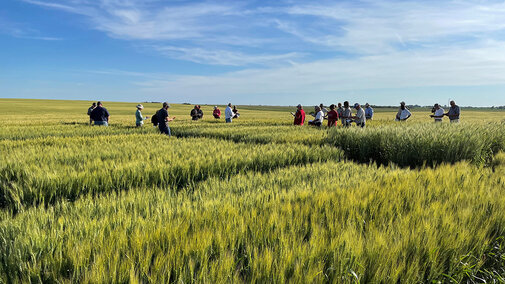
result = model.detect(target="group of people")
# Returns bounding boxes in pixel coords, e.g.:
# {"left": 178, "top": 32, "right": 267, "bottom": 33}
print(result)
{"left": 291, "top": 100, "right": 461, "bottom": 127}
{"left": 194, "top": 104, "right": 240, "bottom": 121}
{"left": 87, "top": 99, "right": 461, "bottom": 135}
{"left": 292, "top": 102, "right": 374, "bottom": 128}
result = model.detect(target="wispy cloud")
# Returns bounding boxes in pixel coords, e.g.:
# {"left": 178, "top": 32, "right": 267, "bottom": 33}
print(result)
{"left": 0, "top": 16, "right": 62, "bottom": 40}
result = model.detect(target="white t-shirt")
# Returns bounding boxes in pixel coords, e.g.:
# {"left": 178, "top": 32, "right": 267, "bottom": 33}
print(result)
{"left": 400, "top": 109, "right": 411, "bottom": 120}
{"left": 434, "top": 108, "right": 444, "bottom": 121}
{"left": 355, "top": 108, "right": 365, "bottom": 124}
{"left": 314, "top": 111, "right": 324, "bottom": 123}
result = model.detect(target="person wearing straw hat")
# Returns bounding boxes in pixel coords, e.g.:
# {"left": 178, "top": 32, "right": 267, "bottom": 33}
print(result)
{"left": 135, "top": 104, "right": 149, "bottom": 127}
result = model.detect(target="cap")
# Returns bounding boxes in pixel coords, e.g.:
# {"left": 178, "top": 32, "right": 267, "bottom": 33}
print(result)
{"left": 400, "top": 101, "right": 406, "bottom": 105}
{"left": 136, "top": 104, "right": 143, "bottom": 109}
{"left": 354, "top": 103, "right": 360, "bottom": 108}
{"left": 297, "top": 104, "right": 302, "bottom": 108}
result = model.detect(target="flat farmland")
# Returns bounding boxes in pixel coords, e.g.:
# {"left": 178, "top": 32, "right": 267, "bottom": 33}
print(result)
{"left": 1, "top": 98, "right": 505, "bottom": 283}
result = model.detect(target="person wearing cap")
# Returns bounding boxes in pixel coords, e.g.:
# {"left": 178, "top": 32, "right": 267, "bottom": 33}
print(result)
{"left": 395, "top": 102, "right": 411, "bottom": 121}
{"left": 445, "top": 100, "right": 460, "bottom": 123}
{"left": 327, "top": 104, "right": 339, "bottom": 127}
{"left": 135, "top": 104, "right": 149, "bottom": 127}
{"left": 308, "top": 106, "right": 324, "bottom": 127}
{"left": 364, "top": 103, "right": 374, "bottom": 120}
{"left": 352, "top": 103, "right": 366, "bottom": 128}
{"left": 87, "top": 102, "right": 96, "bottom": 125}
{"left": 430, "top": 103, "right": 444, "bottom": 122}
{"left": 291, "top": 104, "right": 306, "bottom": 126}
{"left": 341, "top": 101, "right": 353, "bottom": 127}
{"left": 225, "top": 103, "right": 233, "bottom": 123}
{"left": 232, "top": 105, "right": 240, "bottom": 119}
{"left": 213, "top": 106, "right": 221, "bottom": 119}
{"left": 156, "top": 102, "right": 175, "bottom": 135}
{"left": 90, "top": 101, "right": 110, "bottom": 126}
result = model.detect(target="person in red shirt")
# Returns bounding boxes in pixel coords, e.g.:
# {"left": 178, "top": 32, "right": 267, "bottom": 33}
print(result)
{"left": 291, "top": 104, "right": 305, "bottom": 125}
{"left": 213, "top": 106, "right": 221, "bottom": 119}
{"left": 327, "top": 104, "right": 339, "bottom": 127}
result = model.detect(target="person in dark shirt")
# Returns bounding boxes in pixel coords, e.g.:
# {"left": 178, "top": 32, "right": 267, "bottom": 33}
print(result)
{"left": 445, "top": 100, "right": 461, "bottom": 123}
{"left": 327, "top": 104, "right": 339, "bottom": 127}
{"left": 87, "top": 102, "right": 96, "bottom": 125}
{"left": 90, "top": 101, "right": 110, "bottom": 126}
{"left": 157, "top": 102, "right": 175, "bottom": 136}
{"left": 190, "top": 105, "right": 201, "bottom": 120}
{"left": 232, "top": 106, "right": 240, "bottom": 118}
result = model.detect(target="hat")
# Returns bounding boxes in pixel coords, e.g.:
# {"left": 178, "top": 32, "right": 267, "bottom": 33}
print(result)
{"left": 400, "top": 101, "right": 406, "bottom": 105}
{"left": 297, "top": 104, "right": 302, "bottom": 108}
{"left": 354, "top": 103, "right": 360, "bottom": 109}
{"left": 136, "top": 104, "right": 143, "bottom": 109}
{"left": 365, "top": 103, "right": 370, "bottom": 107}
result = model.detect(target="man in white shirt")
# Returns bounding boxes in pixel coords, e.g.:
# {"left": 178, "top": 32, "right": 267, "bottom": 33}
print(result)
{"left": 308, "top": 106, "right": 324, "bottom": 127}
{"left": 352, "top": 103, "right": 366, "bottom": 128}
{"left": 225, "top": 103, "right": 233, "bottom": 123}
{"left": 430, "top": 103, "right": 444, "bottom": 122}
{"left": 395, "top": 102, "right": 411, "bottom": 121}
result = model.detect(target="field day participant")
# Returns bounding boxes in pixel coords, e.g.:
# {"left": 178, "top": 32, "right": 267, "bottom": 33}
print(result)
{"left": 337, "top": 103, "right": 344, "bottom": 121}
{"left": 190, "top": 105, "right": 203, "bottom": 121}
{"left": 225, "top": 103, "right": 233, "bottom": 123}
{"left": 87, "top": 102, "right": 96, "bottom": 125}
{"left": 90, "top": 101, "right": 109, "bottom": 126}
{"left": 232, "top": 105, "right": 240, "bottom": 118}
{"left": 352, "top": 103, "right": 366, "bottom": 128}
{"left": 319, "top": 103, "right": 328, "bottom": 118}
{"left": 157, "top": 102, "right": 175, "bottom": 135}
{"left": 445, "top": 100, "right": 460, "bottom": 123}
{"left": 308, "top": 106, "right": 324, "bottom": 127}
{"left": 365, "top": 103, "right": 374, "bottom": 120}
{"left": 327, "top": 104, "right": 339, "bottom": 127}
{"left": 395, "top": 102, "right": 411, "bottom": 121}
{"left": 213, "top": 106, "right": 221, "bottom": 119}
{"left": 430, "top": 103, "right": 444, "bottom": 122}
{"left": 135, "top": 104, "right": 149, "bottom": 127}
{"left": 291, "top": 104, "right": 306, "bottom": 125}
{"left": 342, "top": 101, "right": 353, "bottom": 127}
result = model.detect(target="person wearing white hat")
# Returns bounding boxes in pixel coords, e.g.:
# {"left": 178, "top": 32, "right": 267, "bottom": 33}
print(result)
{"left": 135, "top": 104, "right": 149, "bottom": 127}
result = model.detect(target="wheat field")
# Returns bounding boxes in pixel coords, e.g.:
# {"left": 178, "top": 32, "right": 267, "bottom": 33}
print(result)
{"left": 1, "top": 98, "right": 505, "bottom": 283}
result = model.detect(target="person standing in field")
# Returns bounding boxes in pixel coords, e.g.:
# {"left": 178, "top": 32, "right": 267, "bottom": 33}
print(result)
{"left": 232, "top": 105, "right": 240, "bottom": 118}
{"left": 365, "top": 103, "right": 374, "bottom": 120}
{"left": 87, "top": 102, "right": 96, "bottom": 125}
{"left": 225, "top": 103, "right": 233, "bottom": 123}
{"left": 445, "top": 100, "right": 460, "bottom": 123}
{"left": 213, "top": 106, "right": 221, "bottom": 119}
{"left": 190, "top": 105, "right": 202, "bottom": 121}
{"left": 319, "top": 103, "right": 328, "bottom": 119}
{"left": 395, "top": 102, "right": 411, "bottom": 121}
{"left": 430, "top": 103, "right": 444, "bottom": 122}
{"left": 308, "top": 106, "right": 324, "bottom": 127}
{"left": 337, "top": 103, "right": 344, "bottom": 122}
{"left": 135, "top": 104, "right": 149, "bottom": 127}
{"left": 291, "top": 104, "right": 306, "bottom": 125}
{"left": 157, "top": 102, "right": 175, "bottom": 136}
{"left": 352, "top": 103, "right": 366, "bottom": 128}
{"left": 90, "top": 101, "right": 109, "bottom": 126}
{"left": 327, "top": 104, "right": 339, "bottom": 127}
{"left": 341, "top": 101, "right": 353, "bottom": 127}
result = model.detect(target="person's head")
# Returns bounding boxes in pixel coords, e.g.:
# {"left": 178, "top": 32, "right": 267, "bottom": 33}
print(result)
{"left": 319, "top": 103, "right": 324, "bottom": 108}
{"left": 400, "top": 101, "right": 406, "bottom": 107}
{"left": 450, "top": 100, "right": 456, "bottom": 107}
{"left": 343, "top": 101, "right": 349, "bottom": 108}
{"left": 365, "top": 103, "right": 370, "bottom": 108}
{"left": 401, "top": 104, "right": 405, "bottom": 110}
{"left": 97, "top": 101, "right": 103, "bottom": 106}
{"left": 354, "top": 103, "right": 360, "bottom": 110}
{"left": 137, "top": 104, "right": 143, "bottom": 110}
{"left": 233, "top": 105, "right": 237, "bottom": 109}
{"left": 92, "top": 102, "right": 96, "bottom": 107}
{"left": 297, "top": 104, "right": 302, "bottom": 110}
{"left": 338, "top": 102, "right": 342, "bottom": 108}
{"left": 329, "top": 104, "right": 336, "bottom": 110}
{"left": 194, "top": 105, "right": 198, "bottom": 109}
{"left": 162, "top": 102, "right": 170, "bottom": 109}
{"left": 214, "top": 106, "right": 217, "bottom": 109}
{"left": 434, "top": 103, "right": 440, "bottom": 110}
{"left": 315, "top": 106, "right": 321, "bottom": 112}
{"left": 228, "top": 103, "right": 232, "bottom": 107}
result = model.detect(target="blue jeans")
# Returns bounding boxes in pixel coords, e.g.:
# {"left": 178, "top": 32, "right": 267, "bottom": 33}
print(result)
{"left": 159, "top": 125, "right": 171, "bottom": 136}
{"left": 225, "top": 118, "right": 232, "bottom": 123}
{"left": 94, "top": 121, "right": 108, "bottom": 126}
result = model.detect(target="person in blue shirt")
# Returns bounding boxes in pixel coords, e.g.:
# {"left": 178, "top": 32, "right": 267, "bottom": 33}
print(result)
{"left": 364, "top": 103, "right": 374, "bottom": 120}
{"left": 135, "top": 104, "right": 149, "bottom": 127}
{"left": 445, "top": 100, "right": 460, "bottom": 123}
{"left": 90, "top": 101, "right": 110, "bottom": 126}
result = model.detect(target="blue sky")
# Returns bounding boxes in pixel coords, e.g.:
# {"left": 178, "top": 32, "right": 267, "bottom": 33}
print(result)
{"left": 1, "top": 0, "right": 505, "bottom": 106}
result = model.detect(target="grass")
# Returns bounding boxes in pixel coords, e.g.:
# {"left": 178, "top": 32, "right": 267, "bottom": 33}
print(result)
{"left": 1, "top": 98, "right": 505, "bottom": 282}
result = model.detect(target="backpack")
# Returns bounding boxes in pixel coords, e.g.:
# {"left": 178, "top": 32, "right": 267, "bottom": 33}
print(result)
{"left": 151, "top": 111, "right": 159, "bottom": 126}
